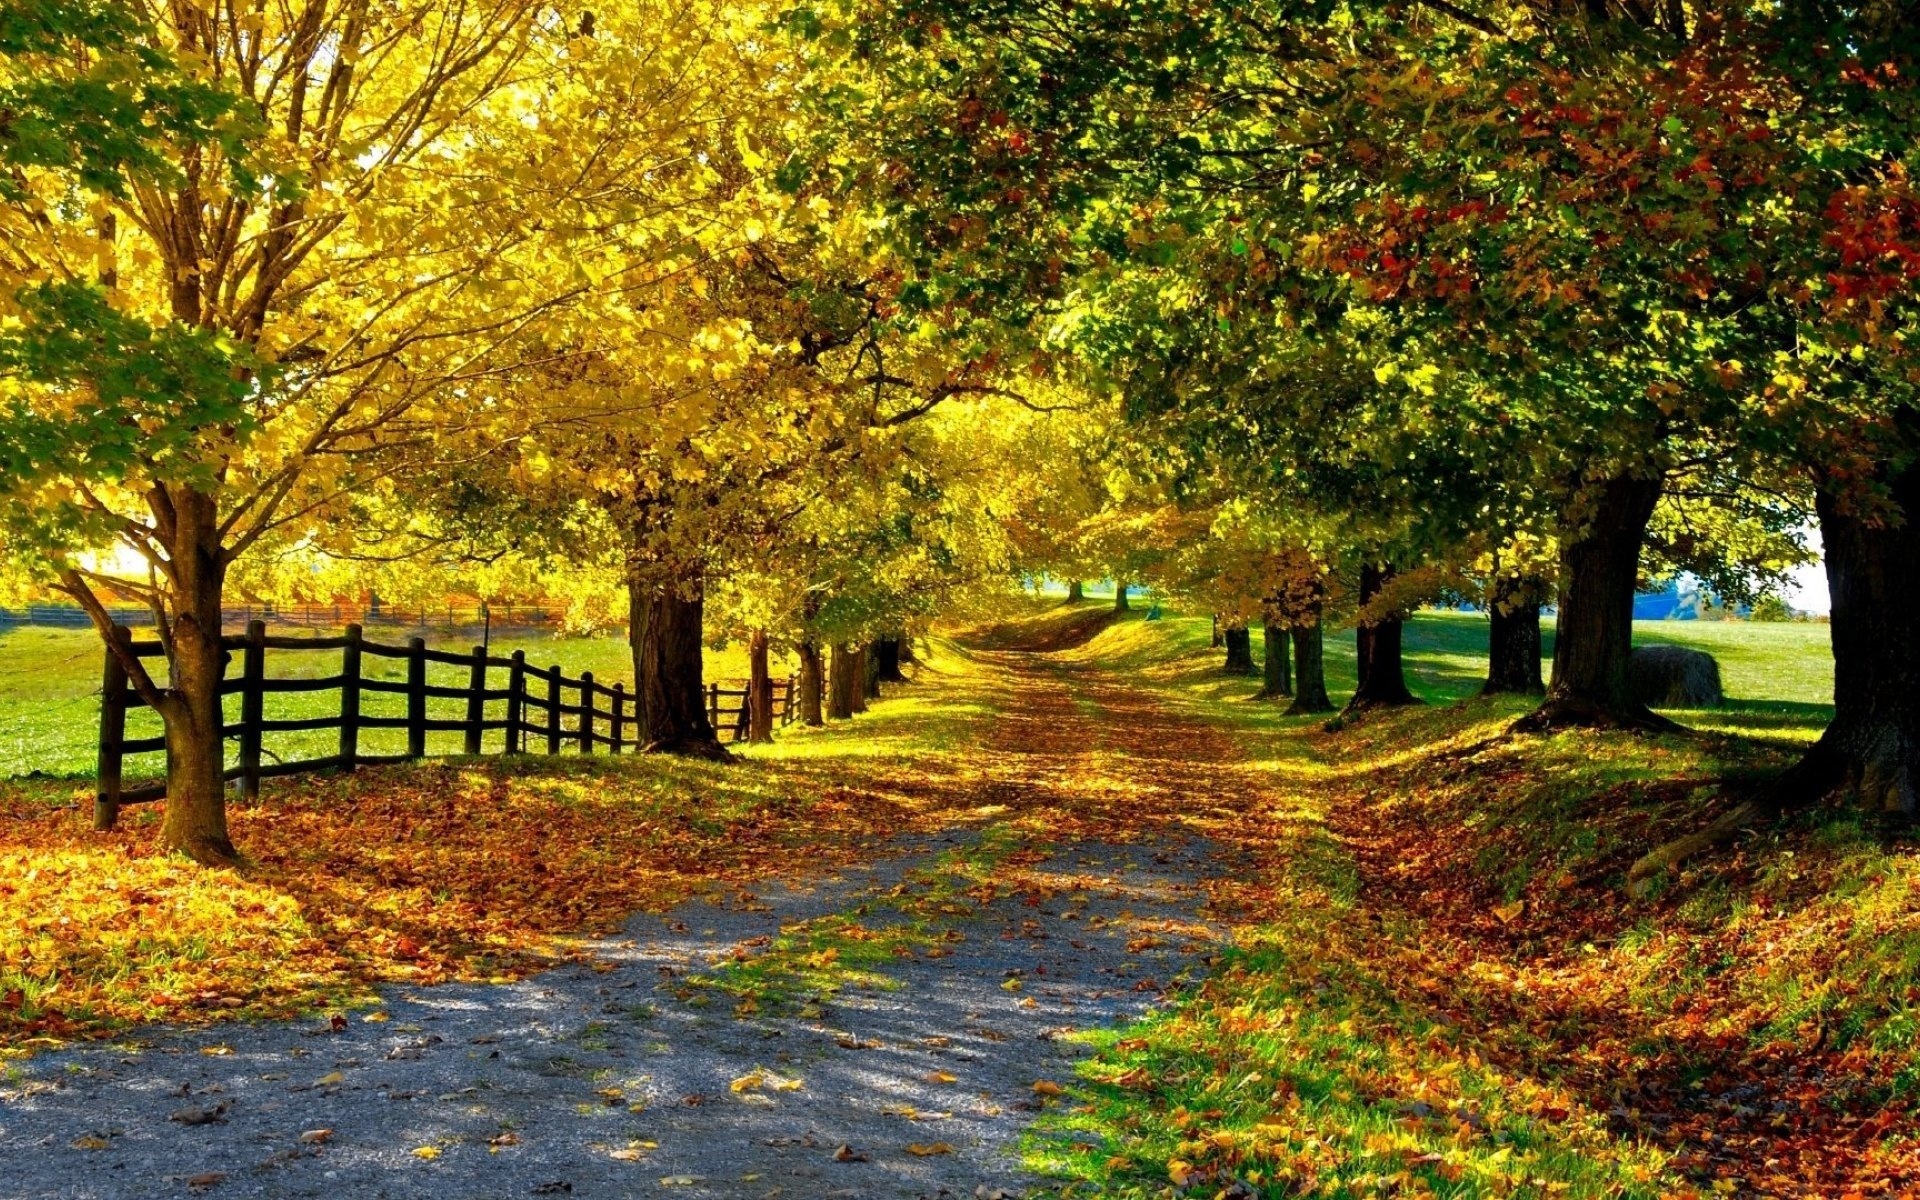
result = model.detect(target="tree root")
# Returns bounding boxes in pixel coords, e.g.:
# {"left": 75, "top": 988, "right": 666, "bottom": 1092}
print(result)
{"left": 642, "top": 736, "right": 734, "bottom": 762}
{"left": 1511, "top": 693, "right": 1684, "bottom": 736}
{"left": 1626, "top": 743, "right": 1845, "bottom": 896}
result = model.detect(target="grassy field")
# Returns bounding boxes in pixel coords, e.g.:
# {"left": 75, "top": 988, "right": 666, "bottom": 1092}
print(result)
{"left": 0, "top": 624, "right": 790, "bottom": 780}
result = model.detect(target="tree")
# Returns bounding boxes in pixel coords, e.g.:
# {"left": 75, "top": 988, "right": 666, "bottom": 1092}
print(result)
{"left": 0, "top": 0, "right": 636, "bottom": 860}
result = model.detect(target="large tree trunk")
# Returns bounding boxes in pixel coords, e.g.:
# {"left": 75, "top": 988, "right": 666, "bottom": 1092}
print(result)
{"left": 1517, "top": 471, "right": 1671, "bottom": 732}
{"left": 1346, "top": 563, "right": 1418, "bottom": 712}
{"left": 1066, "top": 580, "right": 1084, "bottom": 603}
{"left": 1287, "top": 618, "right": 1334, "bottom": 715}
{"left": 875, "top": 636, "right": 906, "bottom": 682}
{"left": 1113, "top": 582, "right": 1130, "bottom": 613}
{"left": 747, "top": 630, "right": 774, "bottom": 744}
{"left": 1484, "top": 572, "right": 1547, "bottom": 696}
{"left": 628, "top": 564, "right": 728, "bottom": 759}
{"left": 157, "top": 490, "right": 238, "bottom": 865}
{"left": 1631, "top": 455, "right": 1920, "bottom": 888}
{"left": 797, "top": 641, "right": 825, "bottom": 727}
{"left": 828, "top": 642, "right": 856, "bottom": 719}
{"left": 1210, "top": 614, "right": 1224, "bottom": 648}
{"left": 1223, "top": 623, "right": 1255, "bottom": 674}
{"left": 851, "top": 645, "right": 870, "bottom": 712}
{"left": 1259, "top": 620, "right": 1293, "bottom": 699}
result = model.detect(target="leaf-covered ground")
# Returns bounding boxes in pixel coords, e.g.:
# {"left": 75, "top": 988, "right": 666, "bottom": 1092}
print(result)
{"left": 4, "top": 603, "right": 1913, "bottom": 1197}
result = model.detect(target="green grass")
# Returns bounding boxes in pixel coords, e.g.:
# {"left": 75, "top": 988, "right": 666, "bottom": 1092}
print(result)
{"left": 0, "top": 624, "right": 788, "bottom": 780}
{"left": 1059, "top": 601, "right": 1832, "bottom": 739}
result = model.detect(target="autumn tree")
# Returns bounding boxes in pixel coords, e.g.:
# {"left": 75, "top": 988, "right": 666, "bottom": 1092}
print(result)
{"left": 0, "top": 0, "right": 661, "bottom": 860}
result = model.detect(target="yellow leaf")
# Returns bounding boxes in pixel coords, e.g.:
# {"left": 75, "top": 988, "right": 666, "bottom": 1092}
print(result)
{"left": 1032, "top": 1080, "right": 1064, "bottom": 1097}
{"left": 1492, "top": 901, "right": 1524, "bottom": 924}
{"left": 927, "top": 1070, "right": 957, "bottom": 1084}
{"left": 411, "top": 1146, "right": 440, "bottom": 1161}
{"left": 316, "top": 1072, "right": 344, "bottom": 1086}
{"left": 730, "top": 1072, "right": 764, "bottom": 1093}
{"left": 906, "top": 1142, "right": 955, "bottom": 1156}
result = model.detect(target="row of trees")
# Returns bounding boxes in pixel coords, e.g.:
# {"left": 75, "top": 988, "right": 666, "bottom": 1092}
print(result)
{"left": 788, "top": 0, "right": 1919, "bottom": 847}
{"left": 4, "top": 0, "right": 1916, "bottom": 869}
{"left": 0, "top": 0, "right": 1056, "bottom": 862}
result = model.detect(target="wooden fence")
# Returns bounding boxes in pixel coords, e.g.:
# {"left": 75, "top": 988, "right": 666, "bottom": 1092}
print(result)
{"left": 96, "top": 621, "right": 793, "bottom": 825}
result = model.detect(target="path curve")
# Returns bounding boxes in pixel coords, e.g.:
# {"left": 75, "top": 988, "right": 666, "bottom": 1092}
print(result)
{"left": 0, "top": 639, "right": 1242, "bottom": 1200}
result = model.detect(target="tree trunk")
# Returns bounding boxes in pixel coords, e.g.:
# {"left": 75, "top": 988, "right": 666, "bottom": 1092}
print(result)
{"left": 1517, "top": 471, "right": 1672, "bottom": 732}
{"left": 1066, "top": 580, "right": 1084, "bottom": 603}
{"left": 1210, "top": 614, "right": 1223, "bottom": 648}
{"left": 797, "top": 641, "right": 825, "bottom": 726}
{"left": 1223, "top": 624, "right": 1255, "bottom": 674}
{"left": 1260, "top": 620, "right": 1293, "bottom": 699}
{"left": 747, "top": 629, "right": 774, "bottom": 744}
{"left": 1346, "top": 563, "right": 1418, "bottom": 711}
{"left": 1483, "top": 573, "right": 1547, "bottom": 696}
{"left": 898, "top": 635, "right": 917, "bottom": 664}
{"left": 1113, "top": 582, "right": 1130, "bottom": 613}
{"left": 628, "top": 564, "right": 728, "bottom": 759}
{"left": 1631, "top": 454, "right": 1920, "bottom": 887}
{"left": 852, "top": 645, "right": 871, "bottom": 711}
{"left": 875, "top": 636, "right": 906, "bottom": 682}
{"left": 828, "top": 642, "right": 856, "bottom": 719}
{"left": 158, "top": 490, "right": 238, "bottom": 865}
{"left": 1286, "top": 618, "right": 1334, "bottom": 715}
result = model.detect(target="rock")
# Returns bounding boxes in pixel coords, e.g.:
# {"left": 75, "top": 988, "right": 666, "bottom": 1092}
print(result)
{"left": 1629, "top": 644, "right": 1723, "bottom": 708}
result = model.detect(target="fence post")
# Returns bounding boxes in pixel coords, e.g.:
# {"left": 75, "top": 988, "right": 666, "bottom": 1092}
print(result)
{"left": 506, "top": 651, "right": 526, "bottom": 754}
{"left": 547, "top": 664, "right": 562, "bottom": 754}
{"left": 708, "top": 682, "right": 719, "bottom": 728}
{"left": 781, "top": 676, "right": 793, "bottom": 726}
{"left": 610, "top": 683, "right": 626, "bottom": 753}
{"left": 94, "top": 625, "right": 131, "bottom": 830}
{"left": 406, "top": 636, "right": 427, "bottom": 758}
{"left": 240, "top": 619, "right": 266, "bottom": 801}
{"left": 579, "top": 672, "right": 595, "bottom": 753}
{"left": 338, "top": 623, "right": 363, "bottom": 769}
{"left": 464, "top": 645, "right": 486, "bottom": 755}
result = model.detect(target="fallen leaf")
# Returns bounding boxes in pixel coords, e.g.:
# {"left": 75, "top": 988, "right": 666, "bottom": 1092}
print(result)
{"left": 906, "top": 1142, "right": 955, "bottom": 1156}
{"left": 1493, "top": 900, "right": 1524, "bottom": 924}
{"left": 316, "top": 1072, "right": 344, "bottom": 1086}
{"left": 927, "top": 1070, "right": 958, "bottom": 1084}
{"left": 832, "top": 1144, "right": 869, "bottom": 1162}
{"left": 71, "top": 1134, "right": 111, "bottom": 1150}
{"left": 186, "top": 1172, "right": 226, "bottom": 1192}
{"left": 659, "top": 1176, "right": 697, "bottom": 1186}
{"left": 1032, "top": 1080, "right": 1064, "bottom": 1097}
{"left": 411, "top": 1146, "right": 440, "bottom": 1161}
{"left": 298, "top": 1129, "right": 333, "bottom": 1145}
{"left": 199, "top": 1045, "right": 233, "bottom": 1057}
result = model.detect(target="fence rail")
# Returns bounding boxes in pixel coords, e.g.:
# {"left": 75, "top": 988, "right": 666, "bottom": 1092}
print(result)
{"left": 95, "top": 622, "right": 791, "bottom": 827}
